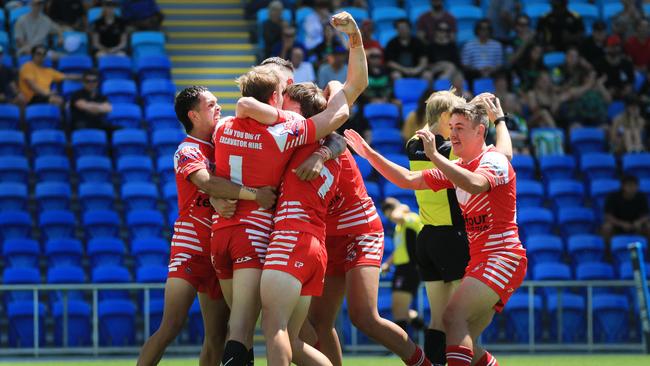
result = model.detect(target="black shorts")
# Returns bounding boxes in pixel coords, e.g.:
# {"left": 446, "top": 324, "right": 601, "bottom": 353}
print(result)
{"left": 415, "top": 225, "right": 469, "bottom": 282}
{"left": 391, "top": 263, "right": 420, "bottom": 296}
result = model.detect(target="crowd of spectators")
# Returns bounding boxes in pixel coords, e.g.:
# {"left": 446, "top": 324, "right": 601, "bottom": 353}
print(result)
{"left": 251, "top": 0, "right": 650, "bottom": 156}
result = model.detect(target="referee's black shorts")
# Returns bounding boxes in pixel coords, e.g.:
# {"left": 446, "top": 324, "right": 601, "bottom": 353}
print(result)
{"left": 391, "top": 263, "right": 420, "bottom": 296}
{"left": 415, "top": 225, "right": 469, "bottom": 283}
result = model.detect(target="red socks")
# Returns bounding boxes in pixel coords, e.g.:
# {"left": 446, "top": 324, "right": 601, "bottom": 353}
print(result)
{"left": 476, "top": 351, "right": 499, "bottom": 366}
{"left": 445, "top": 345, "right": 473, "bottom": 366}
{"left": 403, "top": 346, "right": 432, "bottom": 366}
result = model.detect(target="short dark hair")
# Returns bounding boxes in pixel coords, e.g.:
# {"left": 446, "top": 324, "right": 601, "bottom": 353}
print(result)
{"left": 260, "top": 56, "right": 294, "bottom": 72}
{"left": 284, "top": 82, "right": 327, "bottom": 118}
{"left": 31, "top": 45, "right": 46, "bottom": 56}
{"left": 175, "top": 86, "right": 208, "bottom": 133}
{"left": 83, "top": 69, "right": 99, "bottom": 79}
{"left": 451, "top": 102, "right": 490, "bottom": 136}
{"left": 393, "top": 18, "right": 410, "bottom": 29}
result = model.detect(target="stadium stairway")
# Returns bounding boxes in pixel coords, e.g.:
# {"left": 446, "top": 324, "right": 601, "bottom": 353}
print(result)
{"left": 160, "top": 0, "right": 255, "bottom": 115}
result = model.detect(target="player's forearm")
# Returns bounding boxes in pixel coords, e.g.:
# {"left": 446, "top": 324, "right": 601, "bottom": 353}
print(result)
{"left": 366, "top": 148, "right": 425, "bottom": 190}
{"left": 235, "top": 96, "right": 278, "bottom": 124}
{"left": 430, "top": 153, "right": 489, "bottom": 194}
{"left": 314, "top": 89, "right": 350, "bottom": 140}
{"left": 321, "top": 133, "right": 347, "bottom": 160}
{"left": 342, "top": 30, "right": 368, "bottom": 106}
{"left": 191, "top": 170, "right": 257, "bottom": 201}
{"left": 494, "top": 121, "right": 513, "bottom": 162}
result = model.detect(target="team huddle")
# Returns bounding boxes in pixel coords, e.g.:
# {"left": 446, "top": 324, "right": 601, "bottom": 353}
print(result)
{"left": 136, "top": 11, "right": 527, "bottom": 366}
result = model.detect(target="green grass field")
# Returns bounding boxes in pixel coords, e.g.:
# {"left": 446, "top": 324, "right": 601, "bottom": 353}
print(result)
{"left": 1, "top": 355, "right": 649, "bottom": 366}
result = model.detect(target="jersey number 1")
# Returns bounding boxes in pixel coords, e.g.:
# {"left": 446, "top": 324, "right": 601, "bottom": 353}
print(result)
{"left": 229, "top": 155, "right": 243, "bottom": 184}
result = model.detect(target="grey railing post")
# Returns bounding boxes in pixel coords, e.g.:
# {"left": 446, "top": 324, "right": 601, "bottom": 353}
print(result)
{"left": 587, "top": 285, "right": 594, "bottom": 352}
{"left": 93, "top": 288, "right": 99, "bottom": 356}
{"left": 144, "top": 287, "right": 151, "bottom": 339}
{"left": 33, "top": 288, "right": 39, "bottom": 357}
{"left": 557, "top": 290, "right": 563, "bottom": 343}
{"left": 63, "top": 290, "right": 69, "bottom": 348}
{"left": 528, "top": 284, "right": 534, "bottom": 353}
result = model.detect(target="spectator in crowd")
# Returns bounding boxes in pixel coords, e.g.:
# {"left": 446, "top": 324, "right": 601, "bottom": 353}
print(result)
{"left": 416, "top": 0, "right": 457, "bottom": 45}
{"left": 580, "top": 20, "right": 608, "bottom": 68}
{"left": 611, "top": 95, "right": 646, "bottom": 154}
{"left": 273, "top": 26, "right": 306, "bottom": 61}
{"left": 525, "top": 70, "right": 561, "bottom": 128}
{"left": 611, "top": 0, "right": 642, "bottom": 40}
{"left": 401, "top": 89, "right": 433, "bottom": 140}
{"left": 91, "top": 0, "right": 128, "bottom": 56}
{"left": 14, "top": 0, "right": 63, "bottom": 56}
{"left": 364, "top": 46, "right": 391, "bottom": 103}
{"left": 558, "top": 47, "right": 611, "bottom": 127}
{"left": 121, "top": 0, "right": 163, "bottom": 30}
{"left": 18, "top": 45, "right": 79, "bottom": 106}
{"left": 602, "top": 175, "right": 650, "bottom": 244}
{"left": 290, "top": 46, "right": 315, "bottom": 83}
{"left": 301, "top": 0, "right": 332, "bottom": 53}
{"left": 639, "top": 69, "right": 650, "bottom": 118}
{"left": 385, "top": 18, "right": 431, "bottom": 82}
{"left": 261, "top": 0, "right": 285, "bottom": 59}
{"left": 493, "top": 71, "right": 522, "bottom": 118}
{"left": 487, "top": 0, "right": 521, "bottom": 43}
{"left": 514, "top": 44, "right": 546, "bottom": 92}
{"left": 507, "top": 15, "right": 536, "bottom": 69}
{"left": 310, "top": 24, "right": 346, "bottom": 70}
{"left": 460, "top": 19, "right": 504, "bottom": 81}
{"left": 625, "top": 18, "right": 650, "bottom": 71}
{"left": 428, "top": 21, "right": 460, "bottom": 80}
{"left": 46, "top": 0, "right": 85, "bottom": 30}
{"left": 595, "top": 35, "right": 635, "bottom": 100}
{"left": 70, "top": 69, "right": 113, "bottom": 131}
{"left": 360, "top": 19, "right": 381, "bottom": 50}
{"left": 0, "top": 46, "right": 20, "bottom": 105}
{"left": 316, "top": 45, "right": 347, "bottom": 89}
{"left": 451, "top": 71, "right": 473, "bottom": 100}
{"left": 536, "top": 0, "right": 584, "bottom": 51}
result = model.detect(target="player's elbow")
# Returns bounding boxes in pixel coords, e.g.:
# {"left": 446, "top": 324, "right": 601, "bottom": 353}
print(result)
{"left": 235, "top": 97, "right": 254, "bottom": 118}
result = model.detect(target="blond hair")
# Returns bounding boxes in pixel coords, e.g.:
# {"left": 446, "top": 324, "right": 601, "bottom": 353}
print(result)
{"left": 236, "top": 66, "right": 279, "bottom": 103}
{"left": 424, "top": 89, "right": 465, "bottom": 130}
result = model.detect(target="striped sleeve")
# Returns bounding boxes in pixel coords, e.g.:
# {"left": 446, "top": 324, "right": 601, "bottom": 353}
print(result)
{"left": 422, "top": 168, "right": 455, "bottom": 192}
{"left": 174, "top": 146, "right": 207, "bottom": 180}
{"left": 474, "top": 151, "right": 511, "bottom": 190}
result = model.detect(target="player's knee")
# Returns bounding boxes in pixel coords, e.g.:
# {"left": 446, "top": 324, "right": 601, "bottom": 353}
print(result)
{"left": 349, "top": 307, "right": 378, "bottom": 332}
{"left": 160, "top": 314, "right": 186, "bottom": 337}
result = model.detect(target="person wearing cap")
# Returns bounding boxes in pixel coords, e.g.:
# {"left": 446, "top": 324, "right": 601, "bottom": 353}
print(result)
{"left": 91, "top": 0, "right": 128, "bottom": 56}
{"left": 536, "top": 0, "right": 584, "bottom": 52}
{"left": 0, "top": 46, "right": 20, "bottom": 105}
{"left": 18, "top": 45, "right": 80, "bottom": 107}
{"left": 580, "top": 19, "right": 608, "bottom": 66}
{"left": 385, "top": 18, "right": 432, "bottom": 83}
{"left": 14, "top": 0, "right": 64, "bottom": 56}
{"left": 317, "top": 45, "right": 348, "bottom": 89}
{"left": 595, "top": 35, "right": 635, "bottom": 99}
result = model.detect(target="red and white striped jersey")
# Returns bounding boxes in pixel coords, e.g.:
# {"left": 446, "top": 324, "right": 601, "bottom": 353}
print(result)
{"left": 423, "top": 146, "right": 526, "bottom": 260}
{"left": 274, "top": 144, "right": 341, "bottom": 241}
{"left": 172, "top": 136, "right": 215, "bottom": 254}
{"left": 326, "top": 149, "right": 383, "bottom": 236}
{"left": 211, "top": 111, "right": 317, "bottom": 235}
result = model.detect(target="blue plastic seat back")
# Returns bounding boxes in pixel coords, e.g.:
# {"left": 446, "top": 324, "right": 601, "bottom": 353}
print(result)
{"left": 45, "top": 238, "right": 83, "bottom": 267}
{"left": 61, "top": 80, "right": 83, "bottom": 100}
{"left": 79, "top": 182, "right": 115, "bottom": 211}
{"left": 371, "top": 7, "right": 407, "bottom": 34}
{"left": 7, "top": 301, "right": 46, "bottom": 348}
{"left": 517, "top": 207, "right": 554, "bottom": 239}
{"left": 72, "top": 129, "right": 108, "bottom": 157}
{"left": 622, "top": 153, "right": 650, "bottom": 179}
{"left": 83, "top": 210, "right": 121, "bottom": 239}
{"left": 131, "top": 31, "right": 166, "bottom": 60}
{"left": 570, "top": 127, "right": 605, "bottom": 156}
{"left": 31, "top": 130, "right": 66, "bottom": 156}
{"left": 113, "top": 129, "right": 149, "bottom": 158}
{"left": 121, "top": 182, "right": 158, "bottom": 210}
{"left": 473, "top": 78, "right": 495, "bottom": 95}
{"left": 503, "top": 293, "right": 543, "bottom": 343}
{"left": 539, "top": 155, "right": 576, "bottom": 181}
{"left": 567, "top": 234, "right": 605, "bottom": 265}
{"left": 2, "top": 239, "right": 40, "bottom": 268}
{"left": 99, "top": 299, "right": 136, "bottom": 346}
{"left": 93, "top": 265, "right": 132, "bottom": 301}
{"left": 35, "top": 181, "right": 71, "bottom": 211}
{"left": 611, "top": 235, "right": 648, "bottom": 267}
{"left": 136, "top": 265, "right": 167, "bottom": 301}
{"left": 517, "top": 180, "right": 544, "bottom": 208}
{"left": 141, "top": 78, "right": 176, "bottom": 104}
{"left": 580, "top": 153, "right": 616, "bottom": 180}
{"left": 0, "top": 104, "right": 21, "bottom": 129}
{"left": 0, "top": 210, "right": 32, "bottom": 240}
{"left": 133, "top": 237, "right": 170, "bottom": 267}
{"left": 557, "top": 207, "right": 595, "bottom": 237}
{"left": 525, "top": 235, "right": 563, "bottom": 266}
{"left": 117, "top": 155, "right": 154, "bottom": 183}
{"left": 53, "top": 300, "right": 91, "bottom": 346}
{"left": 548, "top": 179, "right": 585, "bottom": 208}
{"left": 593, "top": 294, "right": 629, "bottom": 343}
{"left": 3, "top": 267, "right": 40, "bottom": 304}
{"left": 372, "top": 128, "right": 403, "bottom": 154}
{"left": 0, "top": 182, "right": 28, "bottom": 211}
{"left": 152, "top": 128, "right": 186, "bottom": 156}
{"left": 39, "top": 210, "right": 76, "bottom": 240}
{"left": 511, "top": 154, "right": 536, "bottom": 179}
{"left": 547, "top": 293, "right": 586, "bottom": 343}
{"left": 0, "top": 130, "right": 25, "bottom": 156}
{"left": 88, "top": 237, "right": 126, "bottom": 267}
{"left": 157, "top": 155, "right": 175, "bottom": 185}
{"left": 145, "top": 103, "right": 179, "bottom": 130}
{"left": 98, "top": 55, "right": 133, "bottom": 80}
{"left": 76, "top": 156, "right": 112, "bottom": 183}
{"left": 107, "top": 103, "right": 143, "bottom": 129}
{"left": 135, "top": 55, "right": 172, "bottom": 81}
{"left": 0, "top": 156, "right": 29, "bottom": 183}
{"left": 58, "top": 55, "right": 93, "bottom": 74}
{"left": 127, "top": 209, "right": 164, "bottom": 239}
{"left": 365, "top": 181, "right": 382, "bottom": 204}
{"left": 34, "top": 156, "right": 69, "bottom": 182}
{"left": 25, "top": 104, "right": 61, "bottom": 130}
{"left": 102, "top": 79, "right": 137, "bottom": 104}
{"left": 393, "top": 78, "right": 429, "bottom": 105}
{"left": 364, "top": 103, "right": 400, "bottom": 129}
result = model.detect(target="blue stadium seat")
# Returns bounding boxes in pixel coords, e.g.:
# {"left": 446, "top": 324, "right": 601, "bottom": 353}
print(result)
{"left": 162, "top": 182, "right": 178, "bottom": 212}
{"left": 35, "top": 182, "right": 71, "bottom": 211}
{"left": 168, "top": 210, "right": 178, "bottom": 227}
{"left": 31, "top": 130, "right": 66, "bottom": 156}
{"left": 504, "top": 293, "right": 543, "bottom": 343}
{"left": 524, "top": 3, "right": 551, "bottom": 28}
{"left": 3, "top": 267, "right": 40, "bottom": 304}
{"left": 83, "top": 210, "right": 121, "bottom": 239}
{"left": 132, "top": 237, "right": 170, "bottom": 267}
{"left": 0, "top": 211, "right": 31, "bottom": 240}
{"left": 53, "top": 300, "right": 91, "bottom": 346}
{"left": 547, "top": 294, "right": 586, "bottom": 343}
{"left": 7, "top": 300, "right": 46, "bottom": 348}
{"left": 602, "top": 2, "right": 623, "bottom": 23}
{"left": 113, "top": 129, "right": 149, "bottom": 158}
{"left": 0, "top": 156, "right": 29, "bottom": 183}
{"left": 622, "top": 153, "right": 650, "bottom": 179}
{"left": 548, "top": 179, "right": 584, "bottom": 209}
{"left": 533, "top": 262, "right": 572, "bottom": 281}
{"left": 117, "top": 155, "right": 154, "bottom": 183}
{"left": 0, "top": 31, "right": 8, "bottom": 53}
{"left": 35, "top": 156, "right": 69, "bottom": 182}
{"left": 543, "top": 51, "right": 565, "bottom": 68}
{"left": 449, "top": 5, "right": 483, "bottom": 30}
{"left": 57, "top": 55, "right": 93, "bottom": 74}
{"left": 517, "top": 207, "right": 554, "bottom": 239}
{"left": 131, "top": 31, "right": 166, "bottom": 60}
{"left": 580, "top": 153, "right": 617, "bottom": 180}
{"left": 107, "top": 103, "right": 143, "bottom": 129}
{"left": 39, "top": 210, "right": 76, "bottom": 240}
{"left": 0, "top": 104, "right": 21, "bottom": 129}
{"left": 607, "top": 100, "right": 625, "bottom": 120}
{"left": 525, "top": 235, "right": 563, "bottom": 266}
{"left": 76, "top": 156, "right": 112, "bottom": 183}
{"left": 611, "top": 235, "right": 648, "bottom": 267}
{"left": 384, "top": 153, "right": 410, "bottom": 169}
{"left": 408, "top": 4, "right": 429, "bottom": 24}
{"left": 353, "top": 155, "right": 372, "bottom": 179}
{"left": 102, "top": 79, "right": 137, "bottom": 104}
{"left": 88, "top": 5, "right": 122, "bottom": 24}
{"left": 369, "top": 0, "right": 398, "bottom": 9}
{"left": 157, "top": 155, "right": 175, "bottom": 185}
{"left": 383, "top": 182, "right": 417, "bottom": 210}
{"left": 511, "top": 154, "right": 536, "bottom": 179}
{"left": 99, "top": 299, "right": 136, "bottom": 346}
{"left": 472, "top": 78, "right": 495, "bottom": 95}
{"left": 590, "top": 178, "right": 620, "bottom": 212}
{"left": 516, "top": 180, "right": 544, "bottom": 208}
{"left": 401, "top": 102, "right": 417, "bottom": 121}
{"left": 47, "top": 265, "right": 86, "bottom": 305}
{"left": 136, "top": 265, "right": 167, "bottom": 301}
{"left": 2, "top": 239, "right": 39, "bottom": 268}
{"left": 570, "top": 128, "right": 605, "bottom": 156}
{"left": 567, "top": 234, "right": 605, "bottom": 265}
{"left": 593, "top": 294, "right": 629, "bottom": 343}
{"left": 56, "top": 31, "right": 89, "bottom": 55}
{"left": 127, "top": 209, "right": 164, "bottom": 239}
{"left": 79, "top": 182, "right": 114, "bottom": 211}
{"left": 364, "top": 103, "right": 400, "bottom": 129}
{"left": 45, "top": 238, "right": 83, "bottom": 267}
{"left": 372, "top": 128, "right": 403, "bottom": 154}
{"left": 0, "top": 130, "right": 25, "bottom": 156}
{"left": 88, "top": 237, "right": 126, "bottom": 267}
{"left": 72, "top": 129, "right": 108, "bottom": 157}
{"left": 121, "top": 182, "right": 158, "bottom": 211}
{"left": 539, "top": 155, "right": 576, "bottom": 181}
{"left": 393, "top": 78, "right": 428, "bottom": 105}
{"left": 61, "top": 80, "right": 83, "bottom": 100}
{"left": 576, "top": 262, "right": 615, "bottom": 295}
{"left": 9, "top": 7, "right": 31, "bottom": 30}
{"left": 25, "top": 104, "right": 61, "bottom": 130}
{"left": 365, "top": 181, "right": 382, "bottom": 204}
{"left": 433, "top": 78, "right": 452, "bottom": 91}
{"left": 93, "top": 265, "right": 132, "bottom": 300}
{"left": 371, "top": 7, "right": 407, "bottom": 34}
{"left": 98, "top": 55, "right": 132, "bottom": 80}
{"left": 141, "top": 78, "right": 176, "bottom": 105}
{"left": 0, "top": 183, "right": 27, "bottom": 211}
{"left": 145, "top": 103, "right": 179, "bottom": 130}
{"left": 557, "top": 207, "right": 595, "bottom": 237}
{"left": 152, "top": 129, "right": 186, "bottom": 156}
{"left": 135, "top": 55, "right": 172, "bottom": 81}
